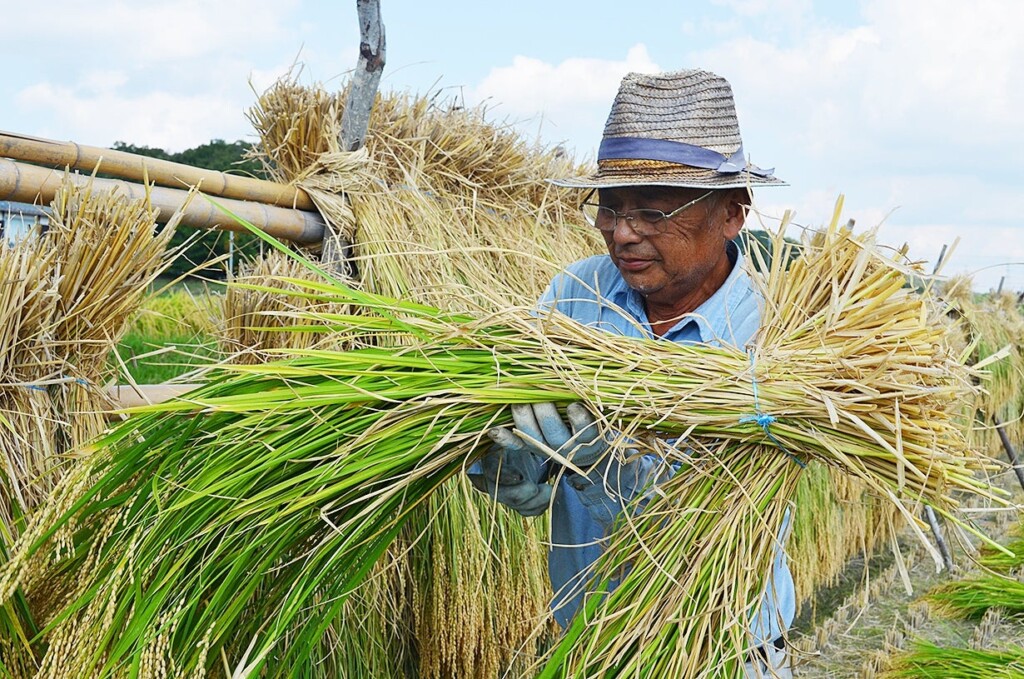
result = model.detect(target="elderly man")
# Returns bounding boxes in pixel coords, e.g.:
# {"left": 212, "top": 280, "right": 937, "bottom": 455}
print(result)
{"left": 469, "top": 69, "right": 795, "bottom": 678}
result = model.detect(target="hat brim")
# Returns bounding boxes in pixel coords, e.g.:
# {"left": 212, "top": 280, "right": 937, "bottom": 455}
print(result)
{"left": 549, "top": 167, "right": 786, "bottom": 190}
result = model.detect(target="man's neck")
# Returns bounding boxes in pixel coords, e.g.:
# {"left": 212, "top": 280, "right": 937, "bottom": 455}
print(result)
{"left": 644, "top": 251, "right": 735, "bottom": 337}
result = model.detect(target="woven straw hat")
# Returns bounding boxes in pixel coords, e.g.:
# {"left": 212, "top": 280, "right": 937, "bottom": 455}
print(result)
{"left": 551, "top": 69, "right": 784, "bottom": 190}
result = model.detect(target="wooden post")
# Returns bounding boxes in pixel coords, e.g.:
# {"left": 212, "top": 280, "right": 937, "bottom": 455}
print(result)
{"left": 993, "top": 414, "right": 1024, "bottom": 492}
{"left": 931, "top": 244, "right": 948, "bottom": 276}
{"left": 924, "top": 505, "right": 954, "bottom": 573}
{"left": 322, "top": 0, "right": 387, "bottom": 279}
{"left": 341, "top": 0, "right": 386, "bottom": 153}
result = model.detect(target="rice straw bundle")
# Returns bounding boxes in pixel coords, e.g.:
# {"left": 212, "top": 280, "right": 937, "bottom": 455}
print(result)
{"left": 247, "top": 73, "right": 601, "bottom": 308}
{"left": 44, "top": 178, "right": 182, "bottom": 449}
{"left": 0, "top": 206, "right": 1006, "bottom": 677}
{"left": 0, "top": 176, "right": 180, "bottom": 523}
{"left": 0, "top": 239, "right": 61, "bottom": 530}
{"left": 884, "top": 641, "right": 1024, "bottom": 678}
{"left": 247, "top": 75, "right": 590, "bottom": 676}
{"left": 941, "top": 277, "right": 1024, "bottom": 457}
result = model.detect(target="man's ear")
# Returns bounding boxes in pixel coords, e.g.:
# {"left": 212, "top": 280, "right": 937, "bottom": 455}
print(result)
{"left": 721, "top": 189, "right": 748, "bottom": 240}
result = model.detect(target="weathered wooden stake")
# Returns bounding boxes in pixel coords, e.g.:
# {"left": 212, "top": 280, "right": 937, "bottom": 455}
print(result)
{"left": 924, "top": 505, "right": 954, "bottom": 573}
{"left": 322, "top": 0, "right": 386, "bottom": 279}
{"left": 993, "top": 414, "right": 1024, "bottom": 492}
{"left": 931, "top": 243, "right": 948, "bottom": 276}
{"left": 340, "top": 0, "right": 386, "bottom": 153}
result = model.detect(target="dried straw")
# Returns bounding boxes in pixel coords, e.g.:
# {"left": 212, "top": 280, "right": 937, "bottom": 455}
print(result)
{"left": 0, "top": 174, "right": 182, "bottom": 674}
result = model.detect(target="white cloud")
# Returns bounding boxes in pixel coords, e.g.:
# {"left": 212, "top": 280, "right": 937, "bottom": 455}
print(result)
{"left": 468, "top": 45, "right": 660, "bottom": 154}
{"left": 6, "top": 0, "right": 300, "bottom": 66}
{"left": 15, "top": 83, "right": 248, "bottom": 151}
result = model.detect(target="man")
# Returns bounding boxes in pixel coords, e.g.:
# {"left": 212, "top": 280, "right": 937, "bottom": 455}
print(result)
{"left": 468, "top": 69, "right": 795, "bottom": 678}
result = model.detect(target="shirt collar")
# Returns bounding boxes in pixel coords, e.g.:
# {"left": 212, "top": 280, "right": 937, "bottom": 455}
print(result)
{"left": 608, "top": 241, "right": 753, "bottom": 344}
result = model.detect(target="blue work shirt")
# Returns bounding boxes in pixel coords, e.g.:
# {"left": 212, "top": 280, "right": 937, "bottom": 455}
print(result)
{"left": 538, "top": 242, "right": 796, "bottom": 645}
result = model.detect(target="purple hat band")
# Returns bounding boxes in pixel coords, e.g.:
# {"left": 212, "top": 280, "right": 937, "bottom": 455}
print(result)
{"left": 598, "top": 137, "right": 774, "bottom": 177}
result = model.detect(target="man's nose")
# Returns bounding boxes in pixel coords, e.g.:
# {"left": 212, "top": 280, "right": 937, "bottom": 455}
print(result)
{"left": 610, "top": 214, "right": 643, "bottom": 243}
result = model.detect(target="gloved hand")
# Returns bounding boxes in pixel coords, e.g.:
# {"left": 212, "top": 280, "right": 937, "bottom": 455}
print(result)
{"left": 468, "top": 402, "right": 615, "bottom": 515}
{"left": 467, "top": 437, "right": 551, "bottom": 517}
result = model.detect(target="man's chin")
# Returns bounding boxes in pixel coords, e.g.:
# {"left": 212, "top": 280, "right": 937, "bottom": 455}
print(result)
{"left": 619, "top": 272, "right": 660, "bottom": 298}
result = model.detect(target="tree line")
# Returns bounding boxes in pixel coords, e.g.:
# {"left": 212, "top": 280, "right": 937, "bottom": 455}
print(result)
{"left": 111, "top": 139, "right": 266, "bottom": 280}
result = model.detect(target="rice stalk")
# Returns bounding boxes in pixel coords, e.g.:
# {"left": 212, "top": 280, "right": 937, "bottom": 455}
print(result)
{"left": 0, "top": 205, "right": 1006, "bottom": 677}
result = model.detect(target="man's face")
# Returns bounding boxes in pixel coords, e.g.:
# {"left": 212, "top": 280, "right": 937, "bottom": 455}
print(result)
{"left": 597, "top": 186, "right": 743, "bottom": 308}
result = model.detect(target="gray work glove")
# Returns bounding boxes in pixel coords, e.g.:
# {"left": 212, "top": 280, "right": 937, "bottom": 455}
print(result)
{"left": 468, "top": 402, "right": 613, "bottom": 516}
{"left": 467, "top": 438, "right": 551, "bottom": 517}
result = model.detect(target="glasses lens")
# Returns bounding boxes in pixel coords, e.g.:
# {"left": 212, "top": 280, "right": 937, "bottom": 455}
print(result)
{"left": 582, "top": 204, "right": 620, "bottom": 231}
{"left": 581, "top": 202, "right": 602, "bottom": 227}
{"left": 631, "top": 208, "right": 668, "bottom": 227}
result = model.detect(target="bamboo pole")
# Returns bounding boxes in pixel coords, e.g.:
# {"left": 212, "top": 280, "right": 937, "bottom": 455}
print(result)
{"left": 0, "top": 159, "right": 326, "bottom": 244}
{"left": 106, "top": 384, "right": 202, "bottom": 411}
{"left": 0, "top": 130, "right": 316, "bottom": 211}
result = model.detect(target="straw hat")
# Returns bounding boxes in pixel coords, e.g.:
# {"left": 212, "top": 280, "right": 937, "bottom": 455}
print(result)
{"left": 551, "top": 69, "right": 784, "bottom": 190}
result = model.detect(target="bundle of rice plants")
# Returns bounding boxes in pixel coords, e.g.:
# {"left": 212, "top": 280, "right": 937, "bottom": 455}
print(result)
{"left": 220, "top": 250, "right": 351, "bottom": 364}
{"left": 884, "top": 640, "right": 1024, "bottom": 678}
{"left": 942, "top": 277, "right": 1024, "bottom": 458}
{"left": 0, "top": 238, "right": 60, "bottom": 531}
{"left": 245, "top": 74, "right": 591, "bottom": 676}
{"left": 978, "top": 522, "right": 1024, "bottom": 573}
{"left": 928, "top": 575, "right": 1024, "bottom": 620}
{"left": 0, "top": 204, "right": 1006, "bottom": 677}
{"left": 46, "top": 177, "right": 183, "bottom": 451}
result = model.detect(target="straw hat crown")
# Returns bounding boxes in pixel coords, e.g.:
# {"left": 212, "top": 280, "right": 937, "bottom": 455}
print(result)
{"left": 552, "top": 69, "right": 784, "bottom": 190}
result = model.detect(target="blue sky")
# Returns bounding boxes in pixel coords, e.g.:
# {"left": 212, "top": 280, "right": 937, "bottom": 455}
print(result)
{"left": 5, "top": 0, "right": 1023, "bottom": 290}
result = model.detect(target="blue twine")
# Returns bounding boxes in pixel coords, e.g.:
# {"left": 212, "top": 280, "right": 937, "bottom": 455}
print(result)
{"left": 19, "top": 377, "right": 90, "bottom": 391}
{"left": 740, "top": 350, "right": 806, "bottom": 469}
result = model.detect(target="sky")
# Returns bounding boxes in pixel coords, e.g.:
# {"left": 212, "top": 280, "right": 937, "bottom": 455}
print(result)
{"left": 4, "top": 0, "right": 1024, "bottom": 290}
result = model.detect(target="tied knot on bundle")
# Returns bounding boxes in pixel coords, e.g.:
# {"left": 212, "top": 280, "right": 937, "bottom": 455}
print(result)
{"left": 740, "top": 349, "right": 805, "bottom": 469}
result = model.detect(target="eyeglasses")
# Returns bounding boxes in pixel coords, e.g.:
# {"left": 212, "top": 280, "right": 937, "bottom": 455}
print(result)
{"left": 580, "top": 190, "right": 715, "bottom": 236}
